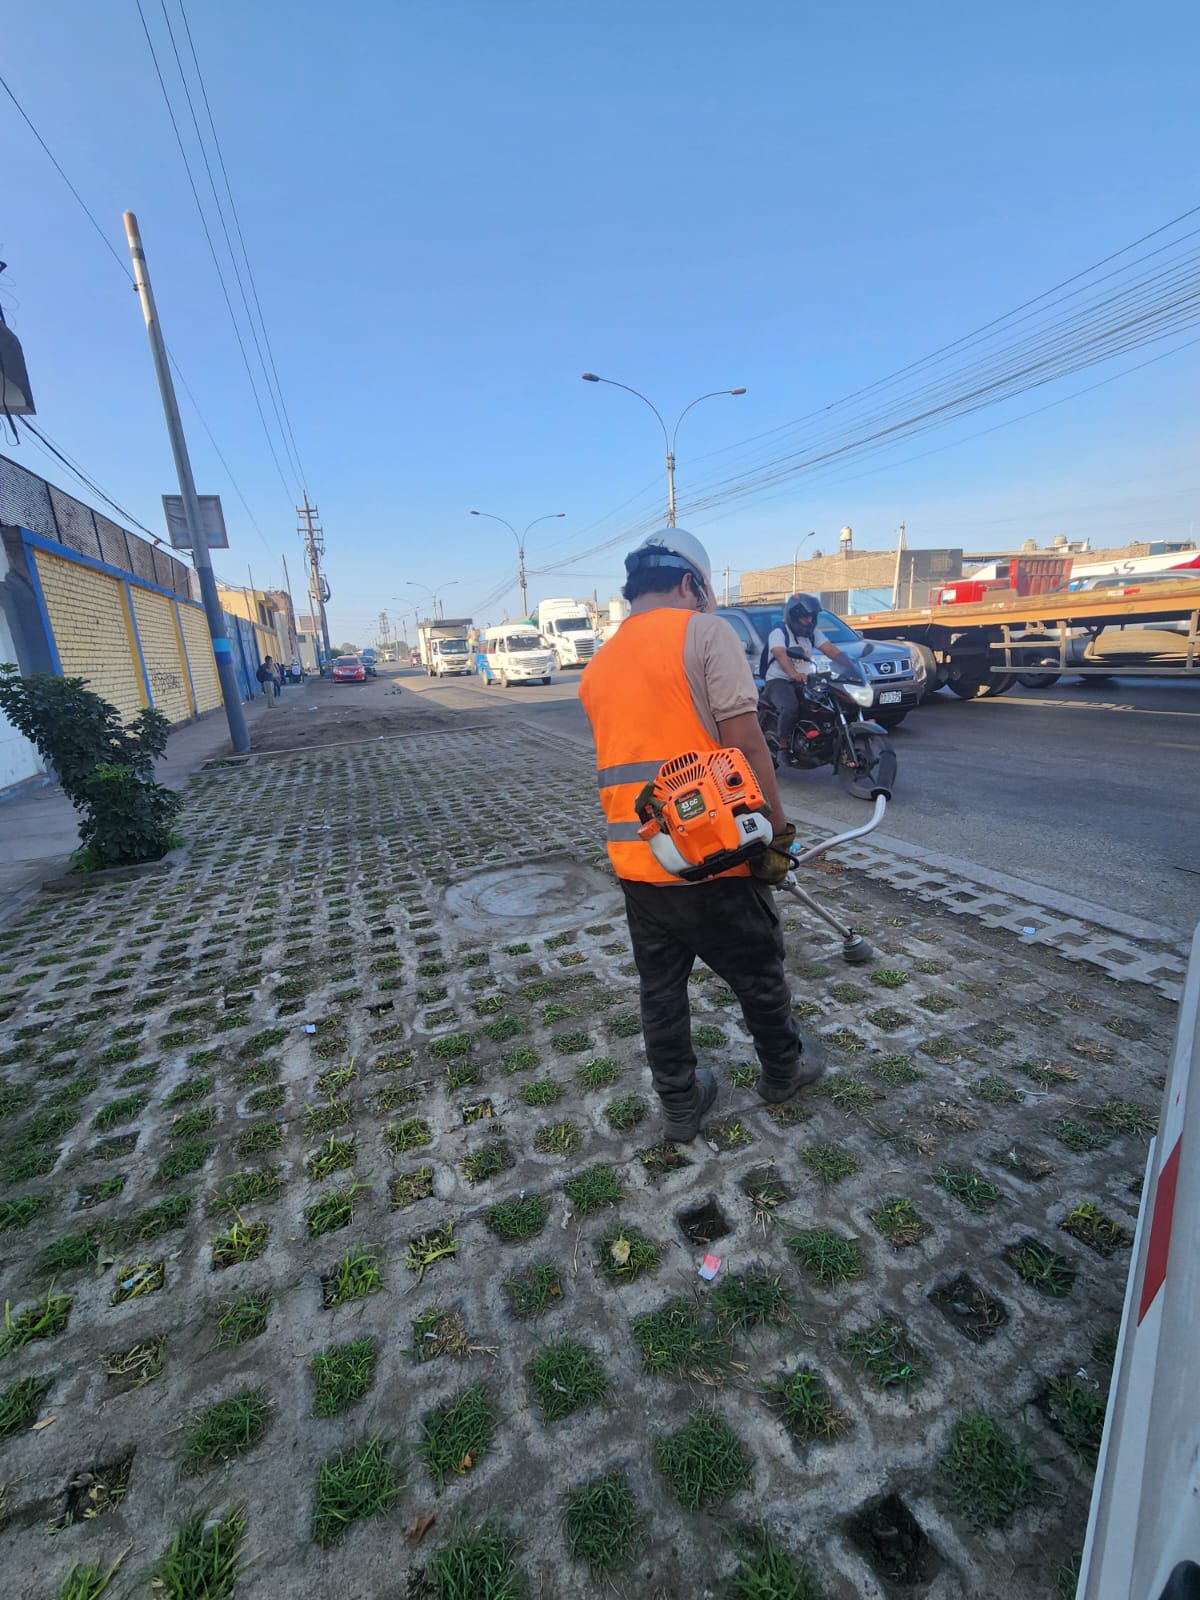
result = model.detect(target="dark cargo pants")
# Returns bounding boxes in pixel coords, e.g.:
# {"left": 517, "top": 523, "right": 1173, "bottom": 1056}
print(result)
{"left": 620, "top": 876, "right": 802, "bottom": 1109}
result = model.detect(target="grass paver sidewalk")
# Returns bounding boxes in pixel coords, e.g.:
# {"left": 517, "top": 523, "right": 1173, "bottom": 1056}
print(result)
{"left": 0, "top": 712, "right": 1174, "bottom": 1598}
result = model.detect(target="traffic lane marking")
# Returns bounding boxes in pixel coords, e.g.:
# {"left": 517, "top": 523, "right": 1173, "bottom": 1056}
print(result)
{"left": 983, "top": 696, "right": 1200, "bottom": 719}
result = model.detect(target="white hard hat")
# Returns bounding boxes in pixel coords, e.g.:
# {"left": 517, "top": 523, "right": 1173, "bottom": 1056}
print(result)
{"left": 624, "top": 526, "right": 714, "bottom": 608}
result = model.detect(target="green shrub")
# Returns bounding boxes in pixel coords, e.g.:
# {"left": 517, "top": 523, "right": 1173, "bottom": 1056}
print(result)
{"left": 0, "top": 668, "right": 180, "bottom": 866}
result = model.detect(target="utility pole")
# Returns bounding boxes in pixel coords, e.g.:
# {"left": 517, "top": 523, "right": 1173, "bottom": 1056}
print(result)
{"left": 297, "top": 493, "right": 332, "bottom": 666}
{"left": 723, "top": 565, "right": 731, "bottom": 607}
{"left": 123, "top": 212, "right": 250, "bottom": 752}
{"left": 378, "top": 610, "right": 391, "bottom": 650}
{"left": 891, "top": 522, "right": 906, "bottom": 610}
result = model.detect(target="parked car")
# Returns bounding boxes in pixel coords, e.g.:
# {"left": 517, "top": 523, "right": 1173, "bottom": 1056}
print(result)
{"left": 332, "top": 654, "right": 367, "bottom": 683}
{"left": 715, "top": 604, "right": 927, "bottom": 728}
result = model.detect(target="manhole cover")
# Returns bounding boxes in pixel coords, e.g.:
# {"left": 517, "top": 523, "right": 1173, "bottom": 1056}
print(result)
{"left": 443, "top": 856, "right": 620, "bottom": 926}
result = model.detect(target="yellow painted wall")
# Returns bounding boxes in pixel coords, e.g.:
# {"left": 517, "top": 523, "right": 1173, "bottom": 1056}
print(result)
{"left": 130, "top": 588, "right": 194, "bottom": 722}
{"left": 178, "top": 603, "right": 221, "bottom": 713}
{"left": 34, "top": 551, "right": 146, "bottom": 722}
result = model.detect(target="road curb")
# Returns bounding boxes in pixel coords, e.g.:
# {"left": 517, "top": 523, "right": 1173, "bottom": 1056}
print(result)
{"left": 516, "top": 717, "right": 1189, "bottom": 999}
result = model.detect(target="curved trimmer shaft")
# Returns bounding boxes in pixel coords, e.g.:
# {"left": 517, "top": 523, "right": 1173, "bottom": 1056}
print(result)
{"left": 779, "top": 794, "right": 888, "bottom": 964}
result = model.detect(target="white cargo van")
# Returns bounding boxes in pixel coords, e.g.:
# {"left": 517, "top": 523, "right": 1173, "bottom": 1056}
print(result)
{"left": 481, "top": 625, "right": 555, "bottom": 687}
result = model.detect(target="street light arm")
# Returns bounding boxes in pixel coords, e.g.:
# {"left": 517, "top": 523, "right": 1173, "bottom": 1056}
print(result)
{"left": 581, "top": 373, "right": 670, "bottom": 451}
{"left": 670, "top": 387, "right": 747, "bottom": 453}
{"left": 522, "top": 511, "right": 566, "bottom": 539}
{"left": 469, "top": 509, "right": 519, "bottom": 551}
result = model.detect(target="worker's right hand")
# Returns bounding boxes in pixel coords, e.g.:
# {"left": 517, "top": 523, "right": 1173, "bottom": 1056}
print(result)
{"left": 751, "top": 822, "right": 796, "bottom": 885}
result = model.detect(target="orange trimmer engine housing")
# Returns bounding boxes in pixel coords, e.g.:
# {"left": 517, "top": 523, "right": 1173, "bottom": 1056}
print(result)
{"left": 633, "top": 748, "right": 775, "bottom": 882}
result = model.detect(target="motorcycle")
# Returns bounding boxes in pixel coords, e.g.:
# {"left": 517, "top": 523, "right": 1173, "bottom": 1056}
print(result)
{"left": 757, "top": 648, "right": 898, "bottom": 802}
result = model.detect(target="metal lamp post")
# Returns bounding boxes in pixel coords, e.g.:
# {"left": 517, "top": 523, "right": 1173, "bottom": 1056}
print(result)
{"left": 581, "top": 374, "right": 745, "bottom": 526}
{"left": 469, "top": 510, "right": 565, "bottom": 617}
{"left": 407, "top": 580, "right": 458, "bottom": 621}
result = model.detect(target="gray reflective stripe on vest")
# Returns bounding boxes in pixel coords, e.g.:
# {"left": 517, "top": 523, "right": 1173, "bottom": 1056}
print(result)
{"left": 606, "top": 821, "right": 644, "bottom": 842}
{"left": 597, "top": 760, "right": 662, "bottom": 788}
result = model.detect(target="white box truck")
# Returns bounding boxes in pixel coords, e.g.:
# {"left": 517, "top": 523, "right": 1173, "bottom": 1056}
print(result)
{"left": 535, "top": 598, "right": 597, "bottom": 668}
{"left": 417, "top": 618, "right": 473, "bottom": 677}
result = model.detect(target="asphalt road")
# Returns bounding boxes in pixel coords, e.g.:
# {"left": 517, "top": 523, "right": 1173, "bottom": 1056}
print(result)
{"left": 395, "top": 666, "right": 1199, "bottom": 937}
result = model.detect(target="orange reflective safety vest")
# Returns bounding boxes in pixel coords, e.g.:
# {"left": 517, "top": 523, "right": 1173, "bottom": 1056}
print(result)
{"left": 579, "top": 607, "right": 751, "bottom": 884}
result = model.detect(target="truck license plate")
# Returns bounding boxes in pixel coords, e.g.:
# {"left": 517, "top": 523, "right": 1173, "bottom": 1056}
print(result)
{"left": 879, "top": 690, "right": 902, "bottom": 704}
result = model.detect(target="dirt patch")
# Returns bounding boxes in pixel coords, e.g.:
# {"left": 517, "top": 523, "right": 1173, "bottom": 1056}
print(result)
{"left": 846, "top": 1492, "right": 943, "bottom": 1592}
{"left": 247, "top": 674, "right": 464, "bottom": 753}
{"left": 928, "top": 1272, "right": 1010, "bottom": 1343}
{"left": 677, "top": 1195, "right": 731, "bottom": 1246}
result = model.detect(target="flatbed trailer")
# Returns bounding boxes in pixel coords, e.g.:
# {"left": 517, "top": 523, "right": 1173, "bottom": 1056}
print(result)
{"left": 848, "top": 580, "right": 1200, "bottom": 698}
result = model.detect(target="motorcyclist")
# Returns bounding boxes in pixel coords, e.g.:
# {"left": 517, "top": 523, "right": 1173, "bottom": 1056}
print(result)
{"left": 763, "top": 593, "right": 854, "bottom": 762}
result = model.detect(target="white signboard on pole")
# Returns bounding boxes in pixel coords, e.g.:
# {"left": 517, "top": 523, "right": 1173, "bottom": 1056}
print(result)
{"left": 162, "top": 494, "right": 229, "bottom": 550}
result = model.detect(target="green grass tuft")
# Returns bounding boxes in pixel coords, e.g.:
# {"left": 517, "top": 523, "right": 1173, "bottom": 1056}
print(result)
{"left": 406, "top": 1223, "right": 456, "bottom": 1281}
{"left": 767, "top": 1367, "right": 849, "bottom": 1445}
{"left": 216, "top": 1291, "right": 272, "bottom": 1348}
{"left": 1060, "top": 1202, "right": 1133, "bottom": 1257}
{"left": 1046, "top": 1376, "right": 1107, "bottom": 1465}
{"left": 183, "top": 1390, "right": 272, "bottom": 1473}
{"left": 36, "top": 1229, "right": 107, "bottom": 1274}
{"left": 421, "top": 1384, "right": 498, "bottom": 1486}
{"left": 1, "top": 1287, "right": 72, "bottom": 1354}
{"left": 562, "top": 1164, "right": 622, "bottom": 1216}
{"left": 869, "top": 1197, "right": 930, "bottom": 1249}
{"left": 307, "top": 1136, "right": 357, "bottom": 1180}
{"left": 815, "top": 1075, "right": 875, "bottom": 1111}
{"left": 527, "top": 1339, "right": 609, "bottom": 1422}
{"left": 503, "top": 1261, "right": 563, "bottom": 1320}
{"left": 311, "top": 1435, "right": 402, "bottom": 1546}
{"left": 844, "top": 1316, "right": 926, "bottom": 1392}
{"left": 311, "top": 1338, "right": 377, "bottom": 1417}
{"left": 306, "top": 1181, "right": 367, "bottom": 1237}
{"left": 485, "top": 1193, "right": 550, "bottom": 1242}
{"left": 210, "top": 1217, "right": 270, "bottom": 1269}
{"left": 937, "top": 1166, "right": 1002, "bottom": 1212}
{"left": 564, "top": 1470, "right": 645, "bottom": 1575}
{"left": 212, "top": 1167, "right": 282, "bottom": 1211}
{"left": 154, "top": 1140, "right": 212, "bottom": 1184}
{"left": 323, "top": 1243, "right": 385, "bottom": 1306}
{"left": 390, "top": 1165, "right": 434, "bottom": 1207}
{"left": 0, "top": 1373, "right": 52, "bottom": 1439}
{"left": 154, "top": 1506, "right": 246, "bottom": 1600}
{"left": 386, "top": 1116, "right": 433, "bottom": 1155}
{"left": 732, "top": 1535, "right": 825, "bottom": 1600}
{"left": 1004, "top": 1237, "right": 1076, "bottom": 1297}
{"left": 940, "top": 1410, "right": 1040, "bottom": 1528}
{"left": 800, "top": 1144, "right": 860, "bottom": 1186}
{"left": 785, "top": 1228, "right": 862, "bottom": 1286}
{"left": 533, "top": 1118, "right": 582, "bottom": 1156}
{"left": 427, "top": 1525, "right": 526, "bottom": 1599}
{"left": 604, "top": 1093, "right": 648, "bottom": 1131}
{"left": 631, "top": 1297, "right": 732, "bottom": 1380}
{"left": 576, "top": 1056, "right": 621, "bottom": 1089}
{"left": 461, "top": 1140, "right": 513, "bottom": 1185}
{"left": 596, "top": 1224, "right": 662, "bottom": 1283}
{"left": 711, "top": 1265, "right": 793, "bottom": 1332}
{"left": 654, "top": 1407, "right": 753, "bottom": 1510}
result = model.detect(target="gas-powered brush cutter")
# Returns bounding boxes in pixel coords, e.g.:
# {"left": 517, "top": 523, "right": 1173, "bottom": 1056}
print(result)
{"left": 634, "top": 746, "right": 894, "bottom": 964}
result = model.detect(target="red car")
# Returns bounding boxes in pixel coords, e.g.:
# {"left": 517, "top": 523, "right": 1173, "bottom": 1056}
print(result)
{"left": 332, "top": 654, "right": 366, "bottom": 683}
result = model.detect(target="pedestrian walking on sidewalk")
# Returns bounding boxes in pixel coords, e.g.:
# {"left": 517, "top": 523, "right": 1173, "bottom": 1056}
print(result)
{"left": 255, "top": 656, "right": 278, "bottom": 704}
{"left": 579, "top": 528, "right": 823, "bottom": 1143}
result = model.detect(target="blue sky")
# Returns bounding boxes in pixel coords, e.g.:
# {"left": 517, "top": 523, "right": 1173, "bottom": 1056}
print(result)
{"left": 4, "top": 0, "right": 1199, "bottom": 644}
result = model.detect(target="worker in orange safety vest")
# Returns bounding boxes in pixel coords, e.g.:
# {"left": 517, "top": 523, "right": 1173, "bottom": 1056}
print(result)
{"left": 579, "top": 527, "right": 824, "bottom": 1141}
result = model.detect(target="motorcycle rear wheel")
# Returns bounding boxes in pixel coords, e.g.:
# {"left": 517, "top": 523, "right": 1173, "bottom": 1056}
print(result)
{"left": 838, "top": 725, "right": 895, "bottom": 800}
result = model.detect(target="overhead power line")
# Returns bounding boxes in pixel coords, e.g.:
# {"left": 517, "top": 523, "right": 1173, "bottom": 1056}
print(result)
{"left": 18, "top": 417, "right": 158, "bottom": 537}
{"left": 0, "top": 65, "right": 279, "bottom": 557}
{"left": 175, "top": 0, "right": 308, "bottom": 492}
{"left": 134, "top": 0, "right": 297, "bottom": 503}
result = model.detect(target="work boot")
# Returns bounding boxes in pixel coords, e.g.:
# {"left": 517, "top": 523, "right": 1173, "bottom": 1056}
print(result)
{"left": 756, "top": 1033, "right": 826, "bottom": 1104}
{"left": 660, "top": 1069, "right": 718, "bottom": 1144}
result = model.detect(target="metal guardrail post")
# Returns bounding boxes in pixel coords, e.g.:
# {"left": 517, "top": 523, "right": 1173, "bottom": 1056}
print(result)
{"left": 1077, "top": 922, "right": 1200, "bottom": 1598}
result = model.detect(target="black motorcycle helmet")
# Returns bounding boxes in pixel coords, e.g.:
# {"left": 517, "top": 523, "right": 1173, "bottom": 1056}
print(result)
{"left": 784, "top": 592, "right": 821, "bottom": 639}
